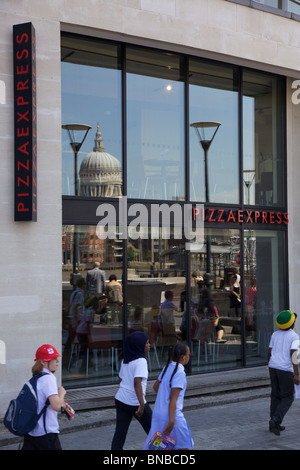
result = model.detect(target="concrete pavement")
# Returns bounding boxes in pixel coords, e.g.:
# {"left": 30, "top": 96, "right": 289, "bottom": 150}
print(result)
{"left": 2, "top": 389, "right": 300, "bottom": 451}
{"left": 1, "top": 366, "right": 300, "bottom": 452}
{"left": 61, "top": 395, "right": 300, "bottom": 450}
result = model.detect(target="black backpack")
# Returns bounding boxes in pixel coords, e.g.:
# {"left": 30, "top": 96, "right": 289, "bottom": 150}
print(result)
{"left": 4, "top": 372, "right": 49, "bottom": 437}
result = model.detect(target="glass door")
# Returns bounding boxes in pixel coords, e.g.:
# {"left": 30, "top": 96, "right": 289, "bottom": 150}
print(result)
{"left": 244, "top": 229, "right": 287, "bottom": 366}
{"left": 189, "top": 228, "right": 242, "bottom": 372}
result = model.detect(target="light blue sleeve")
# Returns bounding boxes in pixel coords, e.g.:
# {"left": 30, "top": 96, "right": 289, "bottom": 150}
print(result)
{"left": 170, "top": 369, "right": 185, "bottom": 390}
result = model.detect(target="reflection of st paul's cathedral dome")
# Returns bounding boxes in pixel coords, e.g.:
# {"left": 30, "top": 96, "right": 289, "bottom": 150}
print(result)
{"left": 79, "top": 123, "right": 122, "bottom": 197}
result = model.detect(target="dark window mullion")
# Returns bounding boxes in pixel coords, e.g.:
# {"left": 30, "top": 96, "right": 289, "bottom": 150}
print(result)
{"left": 121, "top": 43, "right": 128, "bottom": 341}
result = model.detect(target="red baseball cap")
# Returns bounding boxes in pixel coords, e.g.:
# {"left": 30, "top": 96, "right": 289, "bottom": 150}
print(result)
{"left": 34, "top": 344, "right": 61, "bottom": 362}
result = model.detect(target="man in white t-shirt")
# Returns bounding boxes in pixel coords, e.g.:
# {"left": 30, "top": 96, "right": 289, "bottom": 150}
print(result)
{"left": 268, "top": 310, "right": 300, "bottom": 435}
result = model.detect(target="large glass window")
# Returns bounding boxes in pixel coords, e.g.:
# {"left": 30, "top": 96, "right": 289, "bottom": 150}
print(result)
{"left": 244, "top": 230, "right": 287, "bottom": 366}
{"left": 253, "top": 0, "right": 279, "bottom": 6}
{"left": 126, "top": 47, "right": 185, "bottom": 201}
{"left": 287, "top": 0, "right": 300, "bottom": 14}
{"left": 62, "top": 225, "right": 123, "bottom": 387}
{"left": 127, "top": 227, "right": 186, "bottom": 377}
{"left": 61, "top": 34, "right": 288, "bottom": 387}
{"left": 243, "top": 71, "right": 285, "bottom": 206}
{"left": 188, "top": 229, "right": 242, "bottom": 372}
{"left": 61, "top": 36, "right": 122, "bottom": 197}
{"left": 253, "top": 0, "right": 300, "bottom": 12}
{"left": 189, "top": 61, "right": 239, "bottom": 204}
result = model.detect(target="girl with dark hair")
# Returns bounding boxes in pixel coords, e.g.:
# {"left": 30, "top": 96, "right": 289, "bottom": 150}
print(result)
{"left": 144, "top": 342, "right": 194, "bottom": 450}
{"left": 111, "top": 331, "right": 152, "bottom": 450}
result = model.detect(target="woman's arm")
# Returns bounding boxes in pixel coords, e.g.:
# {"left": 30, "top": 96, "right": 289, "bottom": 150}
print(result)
{"left": 48, "top": 386, "right": 66, "bottom": 412}
{"left": 291, "top": 349, "right": 300, "bottom": 385}
{"left": 163, "top": 387, "right": 181, "bottom": 436}
{"left": 134, "top": 377, "right": 145, "bottom": 417}
{"left": 153, "top": 379, "right": 160, "bottom": 394}
{"left": 268, "top": 347, "right": 272, "bottom": 362}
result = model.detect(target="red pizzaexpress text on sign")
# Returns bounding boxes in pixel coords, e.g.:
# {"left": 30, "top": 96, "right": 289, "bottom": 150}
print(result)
{"left": 14, "top": 23, "right": 37, "bottom": 220}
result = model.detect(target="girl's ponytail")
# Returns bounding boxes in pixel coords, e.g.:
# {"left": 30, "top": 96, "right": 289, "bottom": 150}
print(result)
{"left": 32, "top": 359, "right": 44, "bottom": 375}
{"left": 164, "top": 342, "right": 188, "bottom": 388}
{"left": 169, "top": 342, "right": 188, "bottom": 387}
{"left": 160, "top": 346, "right": 173, "bottom": 382}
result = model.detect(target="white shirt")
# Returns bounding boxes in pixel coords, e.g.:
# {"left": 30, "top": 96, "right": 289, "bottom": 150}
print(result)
{"left": 268, "top": 329, "right": 300, "bottom": 373}
{"left": 115, "top": 358, "right": 148, "bottom": 406}
{"left": 29, "top": 369, "right": 60, "bottom": 436}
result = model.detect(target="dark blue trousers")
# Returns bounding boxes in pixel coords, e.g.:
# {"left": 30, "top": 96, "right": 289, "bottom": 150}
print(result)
{"left": 269, "top": 367, "right": 295, "bottom": 424}
{"left": 111, "top": 398, "right": 152, "bottom": 450}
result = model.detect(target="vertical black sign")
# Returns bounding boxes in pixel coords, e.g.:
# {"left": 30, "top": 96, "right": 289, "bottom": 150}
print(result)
{"left": 13, "top": 22, "right": 37, "bottom": 221}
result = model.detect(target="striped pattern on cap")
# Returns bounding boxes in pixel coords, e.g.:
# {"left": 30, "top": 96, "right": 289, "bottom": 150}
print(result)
{"left": 276, "top": 310, "right": 296, "bottom": 330}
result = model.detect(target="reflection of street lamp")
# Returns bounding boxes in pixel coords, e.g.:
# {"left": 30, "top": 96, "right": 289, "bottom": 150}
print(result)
{"left": 243, "top": 169, "right": 255, "bottom": 205}
{"left": 190, "top": 121, "right": 221, "bottom": 203}
{"left": 62, "top": 123, "right": 91, "bottom": 196}
{"left": 191, "top": 121, "right": 221, "bottom": 281}
{"left": 62, "top": 124, "right": 91, "bottom": 279}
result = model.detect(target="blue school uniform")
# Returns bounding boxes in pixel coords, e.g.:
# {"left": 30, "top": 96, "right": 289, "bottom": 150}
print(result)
{"left": 143, "top": 362, "right": 194, "bottom": 450}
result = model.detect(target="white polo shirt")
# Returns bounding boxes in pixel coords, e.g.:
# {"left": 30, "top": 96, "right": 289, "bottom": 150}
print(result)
{"left": 115, "top": 358, "right": 148, "bottom": 406}
{"left": 29, "top": 368, "right": 60, "bottom": 436}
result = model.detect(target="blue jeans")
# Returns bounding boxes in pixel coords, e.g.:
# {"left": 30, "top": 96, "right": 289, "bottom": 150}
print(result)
{"left": 111, "top": 398, "right": 152, "bottom": 450}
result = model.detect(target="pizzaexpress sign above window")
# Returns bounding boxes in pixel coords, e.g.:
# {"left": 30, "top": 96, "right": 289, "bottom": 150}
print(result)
{"left": 193, "top": 207, "right": 288, "bottom": 225}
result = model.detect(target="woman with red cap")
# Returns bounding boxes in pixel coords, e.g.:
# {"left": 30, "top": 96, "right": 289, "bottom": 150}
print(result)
{"left": 21, "top": 344, "right": 66, "bottom": 450}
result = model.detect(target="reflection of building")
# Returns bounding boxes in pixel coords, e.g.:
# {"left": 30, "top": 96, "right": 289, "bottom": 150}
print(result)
{"left": 62, "top": 226, "right": 74, "bottom": 264}
{"left": 79, "top": 123, "right": 122, "bottom": 197}
{"left": 62, "top": 226, "right": 123, "bottom": 267}
{"left": 79, "top": 227, "right": 105, "bottom": 264}
{"left": 62, "top": 226, "right": 105, "bottom": 265}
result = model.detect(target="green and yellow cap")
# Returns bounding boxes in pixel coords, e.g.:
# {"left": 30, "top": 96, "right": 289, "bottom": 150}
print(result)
{"left": 276, "top": 310, "right": 296, "bottom": 330}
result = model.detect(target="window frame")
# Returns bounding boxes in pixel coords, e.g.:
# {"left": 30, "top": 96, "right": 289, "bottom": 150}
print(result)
{"left": 61, "top": 32, "right": 288, "bottom": 384}
{"left": 225, "top": 0, "right": 300, "bottom": 21}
